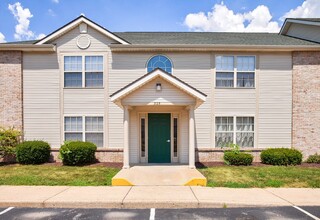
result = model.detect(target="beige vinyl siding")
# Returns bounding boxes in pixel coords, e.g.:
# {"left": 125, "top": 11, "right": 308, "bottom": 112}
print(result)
{"left": 51, "top": 26, "right": 117, "bottom": 52}
{"left": 23, "top": 53, "right": 61, "bottom": 147}
{"left": 170, "top": 53, "right": 212, "bottom": 148}
{"left": 122, "top": 77, "right": 195, "bottom": 106}
{"left": 52, "top": 24, "right": 116, "bottom": 147}
{"left": 258, "top": 53, "right": 292, "bottom": 147}
{"left": 286, "top": 23, "right": 320, "bottom": 43}
{"left": 179, "top": 109, "right": 189, "bottom": 163}
{"left": 109, "top": 53, "right": 212, "bottom": 149}
{"left": 64, "top": 89, "right": 105, "bottom": 114}
{"left": 214, "top": 89, "right": 256, "bottom": 115}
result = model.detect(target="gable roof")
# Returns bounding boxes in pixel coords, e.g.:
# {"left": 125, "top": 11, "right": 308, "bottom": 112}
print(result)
{"left": 280, "top": 18, "right": 320, "bottom": 35}
{"left": 35, "top": 15, "right": 130, "bottom": 45}
{"left": 110, "top": 68, "right": 206, "bottom": 108}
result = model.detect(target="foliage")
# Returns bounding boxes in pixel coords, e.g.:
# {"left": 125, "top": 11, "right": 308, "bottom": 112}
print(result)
{"left": 223, "top": 151, "right": 253, "bottom": 166}
{"left": 199, "top": 166, "right": 320, "bottom": 188}
{"left": 59, "top": 141, "right": 97, "bottom": 166}
{"left": 306, "top": 153, "right": 320, "bottom": 164}
{"left": 0, "top": 127, "right": 22, "bottom": 158}
{"left": 0, "top": 164, "right": 120, "bottom": 186}
{"left": 260, "top": 148, "right": 302, "bottom": 166}
{"left": 16, "top": 141, "right": 51, "bottom": 164}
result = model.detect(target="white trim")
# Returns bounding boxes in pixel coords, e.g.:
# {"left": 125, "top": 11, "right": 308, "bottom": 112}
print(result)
{"left": 110, "top": 69, "right": 206, "bottom": 107}
{"left": 36, "top": 16, "right": 129, "bottom": 45}
{"left": 280, "top": 19, "right": 320, "bottom": 35}
{"left": 145, "top": 54, "right": 174, "bottom": 74}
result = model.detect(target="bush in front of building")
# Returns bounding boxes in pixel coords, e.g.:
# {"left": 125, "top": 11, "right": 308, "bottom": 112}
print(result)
{"left": 59, "top": 141, "right": 97, "bottom": 166}
{"left": 223, "top": 151, "right": 253, "bottom": 166}
{"left": 260, "top": 148, "right": 302, "bottom": 166}
{"left": 0, "top": 127, "right": 22, "bottom": 159}
{"left": 305, "top": 153, "right": 320, "bottom": 164}
{"left": 16, "top": 140, "right": 51, "bottom": 164}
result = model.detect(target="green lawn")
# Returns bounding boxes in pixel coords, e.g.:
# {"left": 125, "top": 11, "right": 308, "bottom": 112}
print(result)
{"left": 199, "top": 166, "right": 320, "bottom": 188}
{"left": 0, "top": 164, "right": 120, "bottom": 186}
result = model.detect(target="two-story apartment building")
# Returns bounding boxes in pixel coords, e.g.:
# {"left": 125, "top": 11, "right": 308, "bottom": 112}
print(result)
{"left": 0, "top": 16, "right": 319, "bottom": 168}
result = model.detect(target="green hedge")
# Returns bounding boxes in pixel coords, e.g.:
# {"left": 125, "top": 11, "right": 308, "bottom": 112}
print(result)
{"left": 16, "top": 140, "right": 50, "bottom": 164}
{"left": 306, "top": 153, "right": 320, "bottom": 164}
{"left": 261, "top": 148, "right": 302, "bottom": 166}
{"left": 223, "top": 151, "right": 253, "bottom": 166}
{"left": 59, "top": 141, "right": 97, "bottom": 166}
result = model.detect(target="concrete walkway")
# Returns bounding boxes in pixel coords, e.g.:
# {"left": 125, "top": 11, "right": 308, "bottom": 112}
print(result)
{"left": 112, "top": 165, "right": 206, "bottom": 186}
{"left": 0, "top": 186, "right": 320, "bottom": 209}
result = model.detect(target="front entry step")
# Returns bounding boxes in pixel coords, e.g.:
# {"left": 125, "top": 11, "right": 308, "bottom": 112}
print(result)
{"left": 112, "top": 165, "right": 207, "bottom": 186}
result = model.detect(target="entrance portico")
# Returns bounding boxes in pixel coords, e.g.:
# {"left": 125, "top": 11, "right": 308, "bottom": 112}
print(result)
{"left": 110, "top": 68, "right": 206, "bottom": 169}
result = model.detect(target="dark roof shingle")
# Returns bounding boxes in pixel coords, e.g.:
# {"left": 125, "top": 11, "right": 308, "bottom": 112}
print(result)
{"left": 114, "top": 32, "right": 319, "bottom": 45}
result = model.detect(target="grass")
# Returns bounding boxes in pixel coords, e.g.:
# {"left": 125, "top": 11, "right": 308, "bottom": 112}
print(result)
{"left": 0, "top": 164, "right": 120, "bottom": 186}
{"left": 199, "top": 166, "right": 320, "bottom": 188}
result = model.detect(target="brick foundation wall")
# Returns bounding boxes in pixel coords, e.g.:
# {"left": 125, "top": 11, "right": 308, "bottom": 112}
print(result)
{"left": 292, "top": 52, "right": 320, "bottom": 157}
{"left": 196, "top": 148, "right": 263, "bottom": 163}
{"left": 50, "top": 148, "right": 123, "bottom": 163}
{"left": 0, "top": 51, "right": 23, "bottom": 130}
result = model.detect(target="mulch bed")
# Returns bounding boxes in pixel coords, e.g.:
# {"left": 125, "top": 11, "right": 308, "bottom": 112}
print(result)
{"left": 196, "top": 162, "right": 320, "bottom": 168}
{"left": 0, "top": 162, "right": 123, "bottom": 168}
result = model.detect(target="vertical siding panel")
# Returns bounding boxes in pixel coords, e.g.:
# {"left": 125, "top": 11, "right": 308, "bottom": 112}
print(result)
{"left": 258, "top": 54, "right": 292, "bottom": 147}
{"left": 23, "top": 53, "right": 61, "bottom": 147}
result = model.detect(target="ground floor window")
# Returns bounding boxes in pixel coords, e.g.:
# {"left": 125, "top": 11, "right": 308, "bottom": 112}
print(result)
{"left": 64, "top": 116, "right": 103, "bottom": 147}
{"left": 215, "top": 116, "right": 254, "bottom": 147}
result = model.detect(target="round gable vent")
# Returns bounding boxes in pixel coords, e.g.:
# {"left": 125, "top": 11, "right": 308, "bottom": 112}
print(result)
{"left": 77, "top": 35, "right": 91, "bottom": 49}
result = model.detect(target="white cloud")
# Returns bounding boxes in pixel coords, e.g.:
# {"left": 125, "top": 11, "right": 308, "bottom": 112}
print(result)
{"left": 281, "top": 0, "right": 320, "bottom": 20}
{"left": 48, "top": 9, "right": 56, "bottom": 16}
{"left": 37, "top": 33, "right": 46, "bottom": 39}
{"left": 184, "top": 2, "right": 280, "bottom": 32}
{"left": 8, "top": 2, "right": 45, "bottom": 41}
{"left": 52, "top": 0, "right": 59, "bottom": 3}
{"left": 0, "top": 33, "right": 6, "bottom": 43}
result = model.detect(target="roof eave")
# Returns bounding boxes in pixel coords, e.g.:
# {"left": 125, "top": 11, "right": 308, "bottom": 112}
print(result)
{"left": 0, "top": 44, "right": 56, "bottom": 52}
{"left": 110, "top": 44, "right": 320, "bottom": 52}
{"left": 280, "top": 18, "right": 320, "bottom": 35}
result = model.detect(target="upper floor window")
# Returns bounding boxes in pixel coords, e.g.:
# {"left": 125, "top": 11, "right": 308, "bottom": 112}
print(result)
{"left": 147, "top": 55, "right": 172, "bottom": 74}
{"left": 64, "top": 55, "right": 103, "bottom": 88}
{"left": 216, "top": 56, "right": 255, "bottom": 88}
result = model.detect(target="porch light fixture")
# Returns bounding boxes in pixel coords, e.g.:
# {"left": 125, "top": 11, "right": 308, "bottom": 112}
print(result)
{"left": 156, "top": 83, "right": 162, "bottom": 91}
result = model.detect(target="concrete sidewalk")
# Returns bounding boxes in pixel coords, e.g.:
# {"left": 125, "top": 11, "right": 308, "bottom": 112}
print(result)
{"left": 0, "top": 186, "right": 319, "bottom": 209}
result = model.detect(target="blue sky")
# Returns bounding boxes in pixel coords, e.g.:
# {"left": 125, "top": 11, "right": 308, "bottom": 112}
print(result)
{"left": 0, "top": 0, "right": 318, "bottom": 42}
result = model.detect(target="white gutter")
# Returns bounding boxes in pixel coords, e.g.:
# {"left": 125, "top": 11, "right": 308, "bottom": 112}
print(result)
{"left": 109, "top": 44, "right": 320, "bottom": 52}
{"left": 0, "top": 44, "right": 56, "bottom": 52}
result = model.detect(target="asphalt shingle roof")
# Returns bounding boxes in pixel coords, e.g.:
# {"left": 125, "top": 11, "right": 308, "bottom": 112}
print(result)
{"left": 2, "top": 32, "right": 319, "bottom": 46}
{"left": 114, "top": 32, "right": 319, "bottom": 45}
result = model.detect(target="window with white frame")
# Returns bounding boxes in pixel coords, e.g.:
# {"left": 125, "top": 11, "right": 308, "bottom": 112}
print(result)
{"left": 215, "top": 116, "right": 254, "bottom": 147}
{"left": 215, "top": 56, "right": 255, "bottom": 88}
{"left": 236, "top": 117, "right": 254, "bottom": 147}
{"left": 64, "top": 55, "right": 103, "bottom": 88}
{"left": 215, "top": 117, "right": 234, "bottom": 147}
{"left": 64, "top": 116, "right": 104, "bottom": 147}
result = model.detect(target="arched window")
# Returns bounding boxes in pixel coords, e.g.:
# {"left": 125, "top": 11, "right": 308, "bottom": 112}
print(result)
{"left": 147, "top": 55, "right": 173, "bottom": 74}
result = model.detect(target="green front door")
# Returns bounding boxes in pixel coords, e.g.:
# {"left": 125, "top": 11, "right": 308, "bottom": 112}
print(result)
{"left": 148, "top": 113, "right": 171, "bottom": 163}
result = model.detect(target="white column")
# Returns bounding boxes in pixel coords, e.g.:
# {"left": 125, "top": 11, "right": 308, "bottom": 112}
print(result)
{"left": 189, "top": 105, "right": 195, "bottom": 169}
{"left": 123, "top": 105, "right": 130, "bottom": 169}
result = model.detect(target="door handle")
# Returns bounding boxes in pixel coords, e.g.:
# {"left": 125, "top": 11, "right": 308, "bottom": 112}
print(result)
{"left": 167, "top": 140, "right": 170, "bottom": 143}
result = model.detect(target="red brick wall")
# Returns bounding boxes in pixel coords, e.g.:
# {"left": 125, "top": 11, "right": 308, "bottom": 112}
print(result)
{"left": 0, "top": 51, "right": 23, "bottom": 130}
{"left": 292, "top": 51, "right": 320, "bottom": 157}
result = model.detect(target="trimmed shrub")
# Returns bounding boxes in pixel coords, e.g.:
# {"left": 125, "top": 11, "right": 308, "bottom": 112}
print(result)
{"left": 223, "top": 151, "right": 253, "bottom": 166}
{"left": 260, "top": 148, "right": 302, "bottom": 166}
{"left": 0, "top": 127, "right": 22, "bottom": 159}
{"left": 59, "top": 141, "right": 97, "bottom": 166}
{"left": 306, "top": 153, "right": 320, "bottom": 164}
{"left": 16, "top": 140, "right": 50, "bottom": 164}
